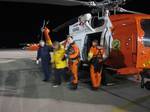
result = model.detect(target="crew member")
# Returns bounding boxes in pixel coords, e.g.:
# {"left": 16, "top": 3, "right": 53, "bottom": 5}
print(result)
{"left": 51, "top": 41, "right": 68, "bottom": 87}
{"left": 65, "top": 36, "right": 80, "bottom": 90}
{"left": 88, "top": 40, "right": 104, "bottom": 90}
{"left": 36, "top": 40, "right": 53, "bottom": 82}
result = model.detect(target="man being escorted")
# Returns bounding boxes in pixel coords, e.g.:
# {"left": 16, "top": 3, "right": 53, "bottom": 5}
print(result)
{"left": 65, "top": 36, "right": 80, "bottom": 90}
{"left": 36, "top": 40, "right": 53, "bottom": 82}
{"left": 88, "top": 40, "right": 105, "bottom": 90}
{"left": 51, "top": 41, "right": 68, "bottom": 87}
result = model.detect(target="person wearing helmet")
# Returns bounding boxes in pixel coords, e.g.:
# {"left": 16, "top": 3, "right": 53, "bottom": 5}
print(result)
{"left": 36, "top": 40, "right": 53, "bottom": 82}
{"left": 65, "top": 36, "right": 80, "bottom": 90}
{"left": 51, "top": 41, "right": 68, "bottom": 87}
{"left": 88, "top": 40, "right": 105, "bottom": 90}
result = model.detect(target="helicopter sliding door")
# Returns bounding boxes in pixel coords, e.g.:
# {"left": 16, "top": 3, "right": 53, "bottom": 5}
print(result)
{"left": 82, "top": 32, "right": 107, "bottom": 61}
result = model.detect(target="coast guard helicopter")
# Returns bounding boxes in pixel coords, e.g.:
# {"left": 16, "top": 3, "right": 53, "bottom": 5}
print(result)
{"left": 51, "top": 0, "right": 150, "bottom": 89}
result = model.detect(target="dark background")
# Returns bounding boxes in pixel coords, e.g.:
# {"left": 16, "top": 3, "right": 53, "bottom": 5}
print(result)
{"left": 0, "top": 0, "right": 150, "bottom": 48}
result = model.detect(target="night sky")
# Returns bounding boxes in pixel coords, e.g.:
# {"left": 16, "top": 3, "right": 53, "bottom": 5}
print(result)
{"left": 0, "top": 0, "right": 150, "bottom": 48}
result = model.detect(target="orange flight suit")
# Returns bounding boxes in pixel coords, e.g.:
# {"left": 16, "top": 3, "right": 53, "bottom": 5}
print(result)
{"left": 68, "top": 42, "right": 80, "bottom": 85}
{"left": 88, "top": 46, "right": 104, "bottom": 89}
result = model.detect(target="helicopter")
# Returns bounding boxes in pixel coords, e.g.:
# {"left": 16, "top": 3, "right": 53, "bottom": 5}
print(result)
{"left": 50, "top": 0, "right": 150, "bottom": 89}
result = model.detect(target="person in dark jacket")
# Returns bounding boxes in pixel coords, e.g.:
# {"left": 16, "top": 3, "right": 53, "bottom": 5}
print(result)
{"left": 36, "top": 40, "right": 53, "bottom": 82}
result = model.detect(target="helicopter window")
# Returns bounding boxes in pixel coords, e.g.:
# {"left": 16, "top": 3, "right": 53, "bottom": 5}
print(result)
{"left": 141, "top": 19, "right": 150, "bottom": 47}
{"left": 91, "top": 17, "right": 105, "bottom": 29}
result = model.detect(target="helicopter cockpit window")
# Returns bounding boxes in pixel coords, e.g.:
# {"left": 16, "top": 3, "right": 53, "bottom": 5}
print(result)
{"left": 141, "top": 19, "right": 150, "bottom": 47}
{"left": 91, "top": 17, "right": 105, "bottom": 29}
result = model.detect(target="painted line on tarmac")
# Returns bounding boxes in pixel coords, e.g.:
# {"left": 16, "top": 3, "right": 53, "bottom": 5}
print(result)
{"left": 0, "top": 68, "right": 41, "bottom": 72}
{"left": 100, "top": 88, "right": 150, "bottom": 111}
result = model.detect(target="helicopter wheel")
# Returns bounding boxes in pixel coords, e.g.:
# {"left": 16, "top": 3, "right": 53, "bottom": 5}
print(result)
{"left": 140, "top": 70, "right": 150, "bottom": 89}
{"left": 145, "top": 81, "right": 150, "bottom": 90}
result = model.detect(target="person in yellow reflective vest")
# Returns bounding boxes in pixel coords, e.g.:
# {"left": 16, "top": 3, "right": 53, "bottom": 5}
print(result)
{"left": 51, "top": 41, "right": 68, "bottom": 87}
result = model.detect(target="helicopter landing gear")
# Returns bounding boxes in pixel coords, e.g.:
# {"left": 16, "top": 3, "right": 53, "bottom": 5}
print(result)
{"left": 141, "top": 73, "right": 145, "bottom": 88}
{"left": 140, "top": 70, "right": 150, "bottom": 90}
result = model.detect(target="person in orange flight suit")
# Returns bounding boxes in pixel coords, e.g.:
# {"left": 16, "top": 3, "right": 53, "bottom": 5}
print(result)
{"left": 65, "top": 36, "right": 80, "bottom": 90}
{"left": 88, "top": 40, "right": 105, "bottom": 90}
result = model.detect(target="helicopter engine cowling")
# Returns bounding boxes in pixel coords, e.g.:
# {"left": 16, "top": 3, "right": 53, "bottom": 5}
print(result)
{"left": 79, "top": 13, "right": 92, "bottom": 22}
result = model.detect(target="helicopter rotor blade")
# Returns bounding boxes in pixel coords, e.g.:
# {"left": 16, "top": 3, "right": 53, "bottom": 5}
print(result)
{"left": 118, "top": 7, "right": 145, "bottom": 14}
{"left": 0, "top": 0, "right": 84, "bottom": 6}
{"left": 66, "top": 0, "right": 97, "bottom": 7}
{"left": 67, "top": 0, "right": 92, "bottom": 6}
{"left": 53, "top": 17, "right": 78, "bottom": 32}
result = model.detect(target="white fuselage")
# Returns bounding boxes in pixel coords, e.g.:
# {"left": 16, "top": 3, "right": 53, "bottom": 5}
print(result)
{"left": 69, "top": 12, "right": 113, "bottom": 61}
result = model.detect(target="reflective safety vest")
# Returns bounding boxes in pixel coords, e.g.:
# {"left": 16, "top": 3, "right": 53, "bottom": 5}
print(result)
{"left": 88, "top": 46, "right": 104, "bottom": 61}
{"left": 51, "top": 45, "right": 67, "bottom": 69}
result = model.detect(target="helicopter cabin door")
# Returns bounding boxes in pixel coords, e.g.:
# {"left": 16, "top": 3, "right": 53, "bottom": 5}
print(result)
{"left": 136, "top": 18, "right": 150, "bottom": 69}
{"left": 82, "top": 32, "right": 102, "bottom": 61}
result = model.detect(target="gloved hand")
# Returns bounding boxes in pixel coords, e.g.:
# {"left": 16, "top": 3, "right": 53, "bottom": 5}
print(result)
{"left": 45, "top": 27, "right": 50, "bottom": 33}
{"left": 36, "top": 60, "right": 39, "bottom": 64}
{"left": 63, "top": 54, "right": 69, "bottom": 59}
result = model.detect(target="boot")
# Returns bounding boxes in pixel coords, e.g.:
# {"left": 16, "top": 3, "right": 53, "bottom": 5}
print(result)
{"left": 91, "top": 87, "right": 99, "bottom": 91}
{"left": 70, "top": 83, "right": 78, "bottom": 90}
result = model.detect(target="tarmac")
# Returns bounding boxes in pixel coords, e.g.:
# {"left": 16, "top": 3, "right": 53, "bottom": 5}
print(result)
{"left": 0, "top": 49, "right": 149, "bottom": 112}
